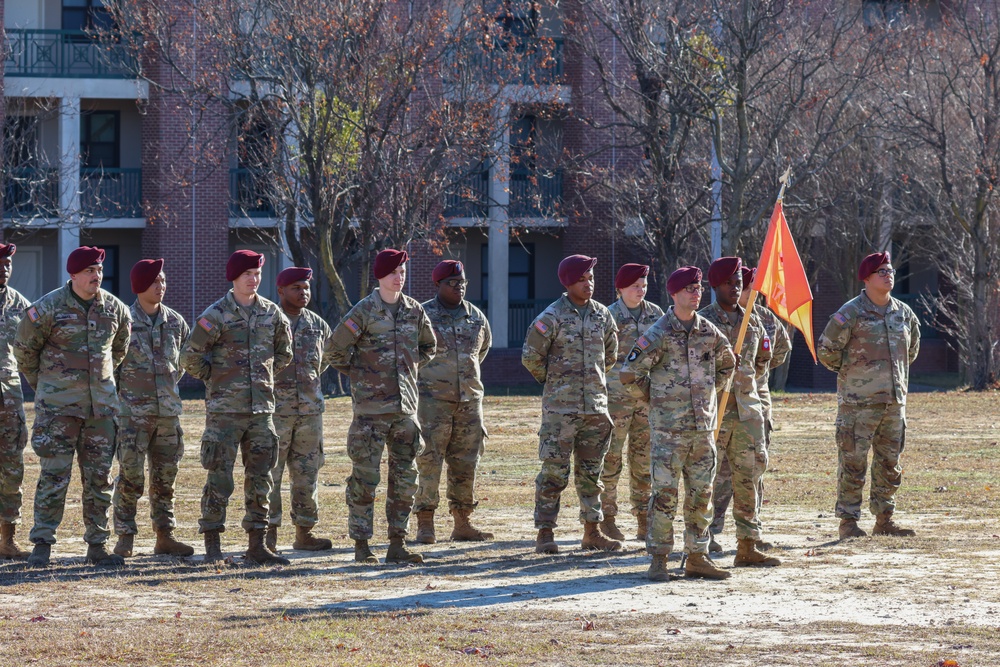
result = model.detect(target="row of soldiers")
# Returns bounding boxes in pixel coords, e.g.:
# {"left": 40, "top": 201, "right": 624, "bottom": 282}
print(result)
{"left": 0, "top": 242, "right": 920, "bottom": 576}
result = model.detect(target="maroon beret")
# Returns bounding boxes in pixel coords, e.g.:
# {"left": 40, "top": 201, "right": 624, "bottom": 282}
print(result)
{"left": 615, "top": 263, "right": 649, "bottom": 290}
{"left": 741, "top": 266, "right": 756, "bottom": 289}
{"left": 858, "top": 251, "right": 891, "bottom": 281}
{"left": 226, "top": 249, "right": 265, "bottom": 281}
{"left": 0, "top": 243, "right": 15, "bottom": 259}
{"left": 666, "top": 266, "right": 702, "bottom": 295}
{"left": 67, "top": 246, "right": 106, "bottom": 274}
{"left": 432, "top": 260, "right": 464, "bottom": 283}
{"left": 558, "top": 254, "right": 598, "bottom": 287}
{"left": 130, "top": 259, "right": 164, "bottom": 294}
{"left": 277, "top": 267, "right": 313, "bottom": 287}
{"left": 373, "top": 249, "right": 408, "bottom": 280}
{"left": 707, "top": 256, "right": 743, "bottom": 288}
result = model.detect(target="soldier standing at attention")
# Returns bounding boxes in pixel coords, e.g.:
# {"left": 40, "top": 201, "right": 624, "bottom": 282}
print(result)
{"left": 620, "top": 266, "right": 735, "bottom": 581}
{"left": 266, "top": 267, "right": 334, "bottom": 554}
{"left": 818, "top": 251, "right": 920, "bottom": 539}
{"left": 413, "top": 260, "right": 493, "bottom": 545}
{"left": 709, "top": 265, "right": 791, "bottom": 552}
{"left": 523, "top": 254, "right": 620, "bottom": 555}
{"left": 600, "top": 263, "right": 664, "bottom": 542}
{"left": 699, "top": 257, "right": 780, "bottom": 567}
{"left": 181, "top": 250, "right": 293, "bottom": 565}
{"left": 0, "top": 244, "right": 32, "bottom": 560}
{"left": 112, "top": 259, "right": 194, "bottom": 558}
{"left": 15, "top": 246, "right": 132, "bottom": 567}
{"left": 329, "top": 249, "right": 436, "bottom": 565}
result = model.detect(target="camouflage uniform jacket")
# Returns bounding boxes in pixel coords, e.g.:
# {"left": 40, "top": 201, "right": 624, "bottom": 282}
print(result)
{"left": 274, "top": 307, "right": 334, "bottom": 416}
{"left": 754, "top": 302, "right": 791, "bottom": 422}
{"left": 698, "top": 301, "right": 771, "bottom": 422}
{"left": 181, "top": 291, "right": 293, "bottom": 414}
{"left": 14, "top": 282, "right": 131, "bottom": 418}
{"left": 419, "top": 298, "right": 491, "bottom": 403}
{"left": 606, "top": 298, "right": 664, "bottom": 403}
{"left": 117, "top": 302, "right": 190, "bottom": 417}
{"left": 0, "top": 285, "right": 31, "bottom": 410}
{"left": 619, "top": 308, "right": 736, "bottom": 432}
{"left": 817, "top": 290, "right": 920, "bottom": 405}
{"left": 522, "top": 295, "right": 618, "bottom": 416}
{"left": 329, "top": 288, "right": 437, "bottom": 416}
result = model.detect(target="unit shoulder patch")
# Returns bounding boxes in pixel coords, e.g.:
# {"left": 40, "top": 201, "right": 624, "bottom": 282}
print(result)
{"left": 627, "top": 346, "right": 642, "bottom": 362}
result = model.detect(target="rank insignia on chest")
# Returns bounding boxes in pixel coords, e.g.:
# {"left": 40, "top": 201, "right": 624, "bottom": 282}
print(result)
{"left": 198, "top": 317, "right": 214, "bottom": 332}
{"left": 345, "top": 318, "right": 360, "bottom": 334}
{"left": 636, "top": 335, "right": 650, "bottom": 349}
{"left": 627, "top": 346, "right": 642, "bottom": 362}
{"left": 534, "top": 320, "right": 549, "bottom": 334}
{"left": 27, "top": 307, "right": 40, "bottom": 323}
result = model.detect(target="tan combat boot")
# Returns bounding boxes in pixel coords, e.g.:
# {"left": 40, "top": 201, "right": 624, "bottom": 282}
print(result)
{"left": 450, "top": 508, "right": 493, "bottom": 541}
{"left": 600, "top": 515, "right": 626, "bottom": 541}
{"left": 734, "top": 537, "right": 781, "bottom": 567}
{"left": 414, "top": 510, "right": 436, "bottom": 544}
{"left": 647, "top": 553, "right": 674, "bottom": 581}
{"left": 27, "top": 542, "right": 51, "bottom": 567}
{"left": 535, "top": 528, "right": 558, "bottom": 554}
{"left": 685, "top": 552, "right": 731, "bottom": 580}
{"left": 293, "top": 525, "right": 333, "bottom": 551}
{"left": 581, "top": 522, "right": 622, "bottom": 552}
{"left": 265, "top": 524, "right": 279, "bottom": 553}
{"left": 203, "top": 529, "right": 224, "bottom": 564}
{"left": 708, "top": 534, "right": 723, "bottom": 553}
{"left": 839, "top": 518, "right": 867, "bottom": 539}
{"left": 154, "top": 528, "right": 195, "bottom": 557}
{"left": 113, "top": 533, "right": 134, "bottom": 558}
{"left": 635, "top": 512, "right": 648, "bottom": 542}
{"left": 0, "top": 522, "right": 30, "bottom": 559}
{"left": 873, "top": 511, "right": 916, "bottom": 537}
{"left": 245, "top": 528, "right": 291, "bottom": 566}
{"left": 386, "top": 536, "right": 424, "bottom": 564}
{"left": 86, "top": 542, "right": 126, "bottom": 567}
{"left": 354, "top": 539, "right": 379, "bottom": 564}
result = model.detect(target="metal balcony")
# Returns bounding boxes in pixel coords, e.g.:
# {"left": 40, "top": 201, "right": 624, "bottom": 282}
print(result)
{"left": 230, "top": 168, "right": 276, "bottom": 217}
{"left": 80, "top": 168, "right": 143, "bottom": 217}
{"left": 4, "top": 29, "right": 137, "bottom": 79}
{"left": 509, "top": 168, "right": 562, "bottom": 219}
{"left": 2, "top": 167, "right": 59, "bottom": 218}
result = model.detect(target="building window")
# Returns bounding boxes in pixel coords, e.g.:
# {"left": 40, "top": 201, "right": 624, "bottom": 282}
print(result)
{"left": 100, "top": 245, "right": 119, "bottom": 295}
{"left": 80, "top": 111, "right": 120, "bottom": 169}
{"left": 62, "top": 0, "right": 114, "bottom": 32}
{"left": 481, "top": 243, "right": 534, "bottom": 300}
{"left": 862, "top": 0, "right": 910, "bottom": 29}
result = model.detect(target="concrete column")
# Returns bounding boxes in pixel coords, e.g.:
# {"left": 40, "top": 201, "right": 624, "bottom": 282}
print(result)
{"left": 488, "top": 104, "right": 511, "bottom": 348}
{"left": 58, "top": 96, "right": 82, "bottom": 273}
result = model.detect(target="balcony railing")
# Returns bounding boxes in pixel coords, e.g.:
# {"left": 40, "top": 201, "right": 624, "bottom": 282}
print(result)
{"left": 509, "top": 168, "right": 562, "bottom": 218}
{"left": 81, "top": 168, "right": 142, "bottom": 217}
{"left": 2, "top": 167, "right": 59, "bottom": 218}
{"left": 446, "top": 37, "right": 564, "bottom": 86}
{"left": 230, "top": 168, "right": 276, "bottom": 217}
{"left": 445, "top": 169, "right": 490, "bottom": 218}
{"left": 472, "top": 298, "right": 551, "bottom": 346}
{"left": 4, "top": 29, "right": 137, "bottom": 78}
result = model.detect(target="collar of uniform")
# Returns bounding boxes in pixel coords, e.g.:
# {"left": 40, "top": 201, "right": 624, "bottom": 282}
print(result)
{"left": 224, "top": 289, "right": 261, "bottom": 316}
{"left": 560, "top": 293, "right": 595, "bottom": 315}
{"left": 612, "top": 297, "right": 645, "bottom": 319}
{"left": 372, "top": 288, "right": 410, "bottom": 313}
{"left": 62, "top": 281, "right": 105, "bottom": 310}
{"left": 667, "top": 306, "right": 701, "bottom": 332}
{"left": 428, "top": 296, "right": 471, "bottom": 319}
{"left": 860, "top": 289, "right": 898, "bottom": 313}
{"left": 130, "top": 300, "right": 164, "bottom": 326}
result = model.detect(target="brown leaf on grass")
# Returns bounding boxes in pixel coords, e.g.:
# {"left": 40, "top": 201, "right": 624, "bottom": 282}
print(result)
{"left": 424, "top": 584, "right": 437, "bottom": 590}
{"left": 469, "top": 628, "right": 487, "bottom": 634}
{"left": 805, "top": 549, "right": 819, "bottom": 557}
{"left": 29, "top": 616, "right": 47, "bottom": 623}
{"left": 175, "top": 612, "right": 182, "bottom": 619}
{"left": 933, "top": 659, "right": 960, "bottom": 667}
{"left": 665, "top": 628, "right": 681, "bottom": 635}
{"left": 581, "top": 619, "right": 596, "bottom": 630}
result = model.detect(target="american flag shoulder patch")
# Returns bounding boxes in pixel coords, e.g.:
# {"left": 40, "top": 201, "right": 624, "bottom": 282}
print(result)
{"left": 534, "top": 320, "right": 549, "bottom": 334}
{"left": 198, "top": 317, "right": 214, "bottom": 332}
{"left": 27, "top": 307, "right": 40, "bottom": 323}
{"left": 832, "top": 312, "right": 848, "bottom": 326}
{"left": 636, "top": 335, "right": 650, "bottom": 350}
{"left": 345, "top": 318, "right": 360, "bottom": 334}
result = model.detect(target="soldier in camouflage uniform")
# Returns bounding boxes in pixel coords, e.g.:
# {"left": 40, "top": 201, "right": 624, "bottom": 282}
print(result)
{"left": 523, "top": 255, "right": 620, "bottom": 554}
{"left": 620, "top": 266, "right": 735, "bottom": 581}
{"left": 0, "top": 244, "right": 32, "bottom": 560}
{"left": 600, "top": 263, "right": 663, "bottom": 542}
{"left": 15, "top": 246, "right": 132, "bottom": 567}
{"left": 818, "top": 251, "right": 920, "bottom": 540}
{"left": 266, "top": 267, "right": 335, "bottom": 553}
{"left": 329, "top": 249, "right": 436, "bottom": 565}
{"left": 181, "top": 250, "right": 293, "bottom": 566}
{"left": 112, "top": 259, "right": 194, "bottom": 559}
{"left": 699, "top": 257, "right": 780, "bottom": 567}
{"left": 413, "top": 260, "right": 493, "bottom": 545}
{"left": 710, "top": 265, "right": 791, "bottom": 552}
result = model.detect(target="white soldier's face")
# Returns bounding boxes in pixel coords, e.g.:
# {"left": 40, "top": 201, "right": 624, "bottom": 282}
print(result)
{"left": 864, "top": 262, "right": 895, "bottom": 294}
{"left": 71, "top": 264, "right": 103, "bottom": 298}
{"left": 0, "top": 257, "right": 11, "bottom": 287}
{"left": 379, "top": 264, "right": 406, "bottom": 293}
{"left": 620, "top": 276, "right": 647, "bottom": 308}
{"left": 142, "top": 272, "right": 166, "bottom": 304}
{"left": 234, "top": 268, "right": 262, "bottom": 299}
{"left": 671, "top": 283, "right": 703, "bottom": 311}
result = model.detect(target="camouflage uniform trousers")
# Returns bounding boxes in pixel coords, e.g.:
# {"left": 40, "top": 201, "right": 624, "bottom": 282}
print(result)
{"left": 712, "top": 410, "right": 767, "bottom": 541}
{"left": 345, "top": 413, "right": 421, "bottom": 541}
{"left": 113, "top": 416, "right": 184, "bottom": 535}
{"left": 414, "top": 397, "right": 486, "bottom": 513}
{"left": 647, "top": 429, "right": 716, "bottom": 555}
{"left": 28, "top": 412, "right": 117, "bottom": 545}
{"left": 710, "top": 420, "right": 772, "bottom": 535}
{"left": 268, "top": 413, "right": 325, "bottom": 528}
{"left": 835, "top": 403, "right": 905, "bottom": 520}
{"left": 600, "top": 398, "right": 651, "bottom": 518}
{"left": 198, "top": 413, "right": 279, "bottom": 534}
{"left": 0, "top": 409, "right": 28, "bottom": 524}
{"left": 534, "top": 410, "right": 613, "bottom": 529}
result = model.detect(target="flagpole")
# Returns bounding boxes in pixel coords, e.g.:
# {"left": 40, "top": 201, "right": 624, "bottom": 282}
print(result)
{"left": 713, "top": 168, "right": 792, "bottom": 443}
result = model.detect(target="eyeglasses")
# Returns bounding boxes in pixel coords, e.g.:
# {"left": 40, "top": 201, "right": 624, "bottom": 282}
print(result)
{"left": 875, "top": 268, "right": 896, "bottom": 277}
{"left": 683, "top": 284, "right": 704, "bottom": 294}
{"left": 444, "top": 279, "right": 468, "bottom": 288}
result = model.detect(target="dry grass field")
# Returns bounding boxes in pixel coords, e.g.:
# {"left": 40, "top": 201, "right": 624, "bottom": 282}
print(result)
{"left": 1, "top": 390, "right": 999, "bottom": 666}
